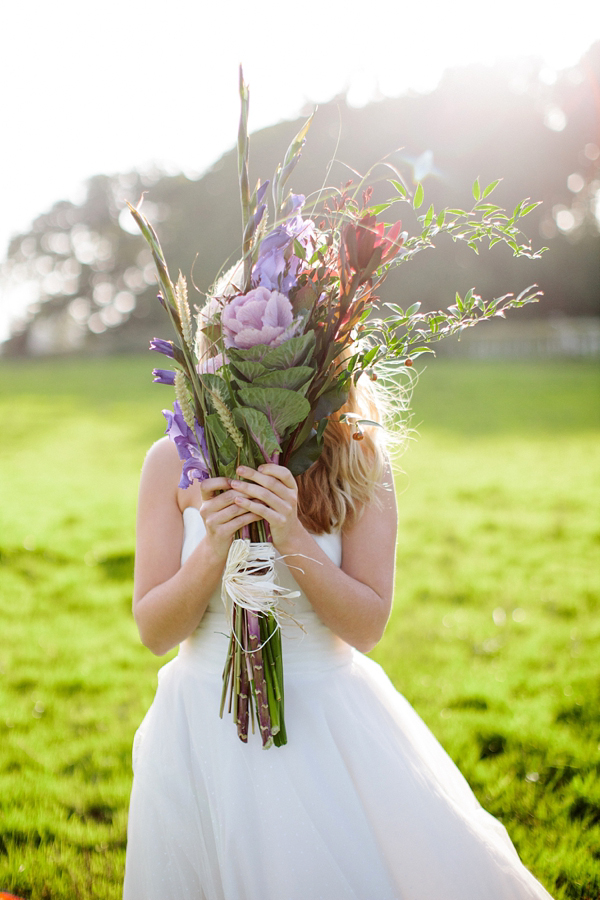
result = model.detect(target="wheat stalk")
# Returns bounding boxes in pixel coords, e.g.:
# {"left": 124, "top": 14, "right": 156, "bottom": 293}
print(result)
{"left": 210, "top": 390, "right": 244, "bottom": 450}
{"left": 174, "top": 371, "right": 196, "bottom": 429}
{"left": 175, "top": 272, "right": 193, "bottom": 350}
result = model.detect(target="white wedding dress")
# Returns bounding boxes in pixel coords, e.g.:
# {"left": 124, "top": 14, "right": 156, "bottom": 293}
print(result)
{"left": 123, "top": 509, "right": 553, "bottom": 899}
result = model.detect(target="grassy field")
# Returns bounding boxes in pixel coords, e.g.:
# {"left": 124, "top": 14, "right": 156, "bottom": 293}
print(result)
{"left": 0, "top": 354, "right": 598, "bottom": 899}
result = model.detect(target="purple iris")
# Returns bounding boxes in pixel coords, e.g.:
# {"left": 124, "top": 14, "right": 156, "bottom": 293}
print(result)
{"left": 163, "top": 402, "right": 211, "bottom": 488}
{"left": 252, "top": 195, "right": 316, "bottom": 294}
{"left": 152, "top": 368, "right": 176, "bottom": 385}
{"left": 149, "top": 338, "right": 175, "bottom": 358}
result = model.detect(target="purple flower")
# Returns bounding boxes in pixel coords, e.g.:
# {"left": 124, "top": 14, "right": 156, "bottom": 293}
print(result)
{"left": 181, "top": 456, "right": 209, "bottom": 485}
{"left": 152, "top": 368, "right": 176, "bottom": 385}
{"left": 252, "top": 197, "right": 316, "bottom": 294}
{"left": 281, "top": 193, "right": 305, "bottom": 217}
{"left": 163, "top": 402, "right": 210, "bottom": 488}
{"left": 221, "top": 287, "right": 300, "bottom": 349}
{"left": 149, "top": 338, "right": 175, "bottom": 358}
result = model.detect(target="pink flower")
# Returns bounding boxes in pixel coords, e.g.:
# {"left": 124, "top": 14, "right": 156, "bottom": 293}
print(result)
{"left": 221, "top": 287, "right": 300, "bottom": 349}
{"left": 197, "top": 352, "right": 225, "bottom": 374}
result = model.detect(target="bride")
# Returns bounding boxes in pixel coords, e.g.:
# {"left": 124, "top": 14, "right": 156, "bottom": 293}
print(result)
{"left": 123, "top": 375, "right": 554, "bottom": 899}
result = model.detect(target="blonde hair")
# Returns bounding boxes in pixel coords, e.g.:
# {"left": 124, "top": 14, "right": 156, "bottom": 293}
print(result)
{"left": 296, "top": 376, "right": 393, "bottom": 534}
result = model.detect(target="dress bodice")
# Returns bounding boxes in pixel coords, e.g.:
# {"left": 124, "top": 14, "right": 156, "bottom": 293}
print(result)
{"left": 177, "top": 508, "right": 354, "bottom": 674}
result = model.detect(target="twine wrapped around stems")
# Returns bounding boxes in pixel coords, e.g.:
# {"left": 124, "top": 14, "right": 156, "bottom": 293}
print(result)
{"left": 221, "top": 540, "right": 301, "bottom": 641}
{"left": 220, "top": 539, "right": 304, "bottom": 748}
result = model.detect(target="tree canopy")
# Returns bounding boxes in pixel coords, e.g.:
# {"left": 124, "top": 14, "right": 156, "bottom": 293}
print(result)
{"left": 2, "top": 44, "right": 599, "bottom": 356}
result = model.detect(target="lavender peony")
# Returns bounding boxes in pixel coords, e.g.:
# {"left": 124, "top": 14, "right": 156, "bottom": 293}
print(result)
{"left": 221, "top": 287, "right": 300, "bottom": 349}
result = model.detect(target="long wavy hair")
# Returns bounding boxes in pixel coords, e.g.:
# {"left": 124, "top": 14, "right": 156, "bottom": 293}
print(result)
{"left": 296, "top": 375, "right": 393, "bottom": 534}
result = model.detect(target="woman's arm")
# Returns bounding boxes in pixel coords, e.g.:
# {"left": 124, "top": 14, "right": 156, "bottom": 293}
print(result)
{"left": 229, "top": 463, "right": 398, "bottom": 653}
{"left": 132, "top": 439, "right": 261, "bottom": 655}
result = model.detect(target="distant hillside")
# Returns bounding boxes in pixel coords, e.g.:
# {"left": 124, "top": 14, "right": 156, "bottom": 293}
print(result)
{"left": 2, "top": 44, "right": 599, "bottom": 356}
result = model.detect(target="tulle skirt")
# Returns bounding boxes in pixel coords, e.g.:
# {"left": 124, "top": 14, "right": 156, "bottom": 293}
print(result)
{"left": 123, "top": 635, "right": 553, "bottom": 900}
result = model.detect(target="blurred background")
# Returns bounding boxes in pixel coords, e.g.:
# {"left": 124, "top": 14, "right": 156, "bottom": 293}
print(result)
{"left": 1, "top": 0, "right": 599, "bottom": 355}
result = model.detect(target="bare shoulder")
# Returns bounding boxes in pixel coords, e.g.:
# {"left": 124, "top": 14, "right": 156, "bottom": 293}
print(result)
{"left": 345, "top": 461, "right": 398, "bottom": 539}
{"left": 137, "top": 437, "right": 181, "bottom": 516}
{"left": 142, "top": 436, "right": 181, "bottom": 477}
{"left": 340, "top": 462, "right": 397, "bottom": 598}
{"left": 140, "top": 436, "right": 204, "bottom": 513}
{"left": 134, "top": 438, "right": 185, "bottom": 605}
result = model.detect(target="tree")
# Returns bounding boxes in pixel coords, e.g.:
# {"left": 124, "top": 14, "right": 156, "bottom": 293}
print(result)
{"left": 2, "top": 45, "right": 599, "bottom": 356}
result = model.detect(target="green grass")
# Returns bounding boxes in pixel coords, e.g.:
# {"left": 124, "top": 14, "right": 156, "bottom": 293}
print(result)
{"left": 0, "top": 355, "right": 598, "bottom": 899}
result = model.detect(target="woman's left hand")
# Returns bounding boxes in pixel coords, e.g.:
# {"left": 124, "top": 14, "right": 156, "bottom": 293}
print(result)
{"left": 229, "top": 464, "right": 304, "bottom": 549}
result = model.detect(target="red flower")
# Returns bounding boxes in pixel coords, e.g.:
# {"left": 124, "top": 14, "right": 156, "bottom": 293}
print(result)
{"left": 342, "top": 215, "right": 404, "bottom": 284}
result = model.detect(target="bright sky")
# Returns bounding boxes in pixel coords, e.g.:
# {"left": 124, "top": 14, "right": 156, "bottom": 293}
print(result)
{"left": 1, "top": 0, "right": 599, "bottom": 337}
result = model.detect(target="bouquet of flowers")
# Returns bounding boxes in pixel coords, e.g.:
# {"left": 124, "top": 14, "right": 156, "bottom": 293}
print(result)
{"left": 129, "top": 67, "right": 543, "bottom": 748}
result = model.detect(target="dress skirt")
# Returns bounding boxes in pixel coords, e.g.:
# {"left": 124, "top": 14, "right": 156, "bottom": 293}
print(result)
{"left": 123, "top": 509, "right": 553, "bottom": 900}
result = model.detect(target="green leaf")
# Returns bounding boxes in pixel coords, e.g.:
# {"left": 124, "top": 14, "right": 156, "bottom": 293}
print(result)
{"left": 383, "top": 302, "right": 407, "bottom": 317}
{"left": 413, "top": 183, "right": 424, "bottom": 209}
{"left": 233, "top": 407, "right": 280, "bottom": 461}
{"left": 389, "top": 179, "right": 407, "bottom": 197}
{"left": 472, "top": 178, "right": 481, "bottom": 201}
{"left": 229, "top": 360, "right": 270, "bottom": 383}
{"left": 236, "top": 387, "right": 310, "bottom": 439}
{"left": 312, "top": 380, "right": 349, "bottom": 421}
{"left": 253, "top": 365, "right": 314, "bottom": 394}
{"left": 519, "top": 202, "right": 540, "bottom": 217}
{"left": 362, "top": 346, "right": 378, "bottom": 366}
{"left": 405, "top": 302, "right": 421, "bottom": 317}
{"left": 371, "top": 202, "right": 393, "bottom": 215}
{"left": 316, "top": 418, "right": 329, "bottom": 441}
{"left": 339, "top": 415, "right": 383, "bottom": 429}
{"left": 226, "top": 344, "right": 269, "bottom": 364}
{"left": 436, "top": 210, "right": 446, "bottom": 227}
{"left": 482, "top": 179, "right": 500, "bottom": 199}
{"left": 226, "top": 332, "right": 315, "bottom": 370}
{"left": 286, "top": 431, "right": 324, "bottom": 476}
{"left": 404, "top": 346, "right": 434, "bottom": 357}
{"left": 260, "top": 331, "right": 316, "bottom": 370}
{"left": 217, "top": 436, "right": 238, "bottom": 467}
{"left": 293, "top": 239, "right": 306, "bottom": 260}
{"left": 200, "top": 372, "right": 231, "bottom": 407}
{"left": 291, "top": 281, "right": 320, "bottom": 313}
{"left": 423, "top": 204, "right": 434, "bottom": 227}
{"left": 206, "top": 412, "right": 227, "bottom": 445}
{"left": 219, "top": 459, "right": 239, "bottom": 480}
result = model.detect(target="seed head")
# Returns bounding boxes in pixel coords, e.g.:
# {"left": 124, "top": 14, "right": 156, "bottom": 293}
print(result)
{"left": 210, "top": 391, "right": 244, "bottom": 450}
{"left": 175, "top": 370, "right": 196, "bottom": 429}
{"left": 175, "top": 272, "right": 193, "bottom": 350}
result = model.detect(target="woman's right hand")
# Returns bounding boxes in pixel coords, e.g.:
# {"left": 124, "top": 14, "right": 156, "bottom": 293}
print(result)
{"left": 199, "top": 476, "right": 261, "bottom": 561}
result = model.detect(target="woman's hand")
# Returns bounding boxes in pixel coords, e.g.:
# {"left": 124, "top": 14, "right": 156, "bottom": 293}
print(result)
{"left": 229, "top": 464, "right": 305, "bottom": 550}
{"left": 199, "top": 475, "right": 262, "bottom": 561}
